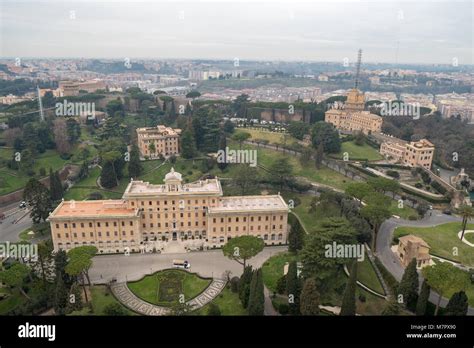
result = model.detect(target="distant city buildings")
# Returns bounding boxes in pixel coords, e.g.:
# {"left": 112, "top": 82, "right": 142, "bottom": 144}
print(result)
{"left": 435, "top": 93, "right": 474, "bottom": 124}
{"left": 58, "top": 79, "right": 106, "bottom": 96}
{"left": 136, "top": 125, "right": 181, "bottom": 159}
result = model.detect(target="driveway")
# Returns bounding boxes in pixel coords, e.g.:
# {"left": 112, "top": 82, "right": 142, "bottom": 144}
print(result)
{"left": 376, "top": 211, "right": 474, "bottom": 315}
{"left": 89, "top": 246, "right": 287, "bottom": 284}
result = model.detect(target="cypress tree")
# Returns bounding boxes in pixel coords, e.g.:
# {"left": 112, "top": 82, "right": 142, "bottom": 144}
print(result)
{"left": 398, "top": 258, "right": 419, "bottom": 312}
{"left": 53, "top": 275, "right": 69, "bottom": 315}
{"left": 445, "top": 291, "right": 468, "bottom": 316}
{"left": 128, "top": 144, "right": 143, "bottom": 178}
{"left": 340, "top": 260, "right": 357, "bottom": 316}
{"left": 100, "top": 160, "right": 118, "bottom": 188}
{"left": 300, "top": 278, "right": 320, "bottom": 315}
{"left": 238, "top": 266, "right": 253, "bottom": 308}
{"left": 286, "top": 261, "right": 300, "bottom": 315}
{"left": 180, "top": 129, "right": 197, "bottom": 159}
{"left": 415, "top": 279, "right": 430, "bottom": 316}
{"left": 49, "top": 168, "right": 63, "bottom": 201}
{"left": 248, "top": 268, "right": 264, "bottom": 316}
{"left": 217, "top": 134, "right": 228, "bottom": 171}
{"left": 288, "top": 216, "right": 304, "bottom": 253}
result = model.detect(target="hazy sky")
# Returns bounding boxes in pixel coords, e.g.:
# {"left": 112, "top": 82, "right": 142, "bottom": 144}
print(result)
{"left": 0, "top": 0, "right": 472, "bottom": 64}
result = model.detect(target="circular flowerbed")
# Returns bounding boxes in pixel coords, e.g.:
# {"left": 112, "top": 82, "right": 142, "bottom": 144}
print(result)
{"left": 127, "top": 269, "right": 211, "bottom": 306}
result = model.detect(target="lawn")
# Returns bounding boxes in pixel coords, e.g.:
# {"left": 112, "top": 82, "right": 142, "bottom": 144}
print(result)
{"left": 127, "top": 270, "right": 211, "bottom": 306}
{"left": 70, "top": 286, "right": 134, "bottom": 315}
{"left": 394, "top": 222, "right": 474, "bottom": 267}
{"left": 354, "top": 257, "right": 385, "bottom": 295}
{"left": 0, "top": 288, "right": 26, "bottom": 315}
{"left": 463, "top": 233, "right": 474, "bottom": 244}
{"left": 262, "top": 252, "right": 300, "bottom": 293}
{"left": 332, "top": 141, "right": 383, "bottom": 161}
{"left": 388, "top": 200, "right": 418, "bottom": 220}
{"left": 235, "top": 128, "right": 298, "bottom": 146}
{"left": 193, "top": 287, "right": 247, "bottom": 315}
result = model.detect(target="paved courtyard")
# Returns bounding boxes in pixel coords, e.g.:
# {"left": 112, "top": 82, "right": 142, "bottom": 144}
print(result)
{"left": 89, "top": 246, "right": 287, "bottom": 284}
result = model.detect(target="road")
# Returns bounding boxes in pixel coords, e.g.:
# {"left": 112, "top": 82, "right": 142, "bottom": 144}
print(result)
{"left": 376, "top": 210, "right": 474, "bottom": 315}
{"left": 0, "top": 202, "right": 33, "bottom": 243}
{"left": 89, "top": 246, "right": 287, "bottom": 284}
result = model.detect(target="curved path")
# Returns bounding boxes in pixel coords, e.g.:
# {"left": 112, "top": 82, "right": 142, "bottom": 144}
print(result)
{"left": 376, "top": 211, "right": 474, "bottom": 315}
{"left": 111, "top": 278, "right": 227, "bottom": 315}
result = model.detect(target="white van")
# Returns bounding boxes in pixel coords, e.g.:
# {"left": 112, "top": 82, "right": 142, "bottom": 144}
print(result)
{"left": 172, "top": 259, "right": 190, "bottom": 269}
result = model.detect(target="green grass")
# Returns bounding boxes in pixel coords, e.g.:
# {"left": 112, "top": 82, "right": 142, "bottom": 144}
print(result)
{"left": 0, "top": 288, "right": 27, "bottom": 315}
{"left": 194, "top": 287, "right": 247, "bottom": 315}
{"left": 394, "top": 222, "right": 474, "bottom": 267}
{"left": 388, "top": 199, "right": 418, "bottom": 219}
{"left": 355, "top": 287, "right": 388, "bottom": 316}
{"left": 463, "top": 232, "right": 474, "bottom": 244}
{"left": 262, "top": 252, "right": 299, "bottom": 293}
{"left": 235, "top": 128, "right": 298, "bottom": 146}
{"left": 127, "top": 270, "right": 211, "bottom": 306}
{"left": 333, "top": 141, "right": 383, "bottom": 161}
{"left": 70, "top": 286, "right": 134, "bottom": 315}
{"left": 354, "top": 258, "right": 385, "bottom": 295}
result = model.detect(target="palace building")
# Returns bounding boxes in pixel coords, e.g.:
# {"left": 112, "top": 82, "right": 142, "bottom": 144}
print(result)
{"left": 380, "top": 138, "right": 435, "bottom": 169}
{"left": 324, "top": 89, "right": 383, "bottom": 135}
{"left": 49, "top": 168, "right": 289, "bottom": 254}
{"left": 136, "top": 125, "right": 181, "bottom": 159}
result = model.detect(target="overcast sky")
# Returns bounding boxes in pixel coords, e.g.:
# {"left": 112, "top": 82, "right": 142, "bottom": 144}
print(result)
{"left": 0, "top": 0, "right": 472, "bottom": 64}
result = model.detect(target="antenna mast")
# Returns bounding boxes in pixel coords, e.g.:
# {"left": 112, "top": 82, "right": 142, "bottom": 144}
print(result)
{"left": 354, "top": 49, "right": 362, "bottom": 89}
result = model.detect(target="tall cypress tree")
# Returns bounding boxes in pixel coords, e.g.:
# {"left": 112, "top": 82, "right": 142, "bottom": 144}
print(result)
{"left": 288, "top": 216, "right": 304, "bottom": 253}
{"left": 53, "top": 275, "right": 69, "bottom": 315}
{"left": 128, "top": 144, "right": 143, "bottom": 178}
{"left": 398, "top": 258, "right": 419, "bottom": 312}
{"left": 238, "top": 266, "right": 253, "bottom": 308}
{"left": 300, "top": 278, "right": 320, "bottom": 315}
{"left": 217, "top": 134, "right": 228, "bottom": 171}
{"left": 286, "top": 261, "right": 300, "bottom": 315}
{"left": 340, "top": 260, "right": 357, "bottom": 316}
{"left": 49, "top": 168, "right": 63, "bottom": 201}
{"left": 180, "top": 129, "right": 197, "bottom": 159}
{"left": 415, "top": 279, "right": 430, "bottom": 316}
{"left": 248, "top": 268, "right": 264, "bottom": 316}
{"left": 100, "top": 160, "right": 118, "bottom": 188}
{"left": 445, "top": 291, "right": 468, "bottom": 316}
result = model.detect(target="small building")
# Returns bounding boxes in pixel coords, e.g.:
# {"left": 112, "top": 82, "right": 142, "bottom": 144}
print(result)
{"left": 136, "top": 125, "right": 181, "bottom": 159}
{"left": 397, "top": 235, "right": 431, "bottom": 269}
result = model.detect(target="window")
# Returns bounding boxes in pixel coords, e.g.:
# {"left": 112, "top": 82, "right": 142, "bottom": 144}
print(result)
{"left": 130, "top": 221, "right": 133, "bottom": 226}
{"left": 72, "top": 223, "right": 76, "bottom": 228}
{"left": 57, "top": 233, "right": 60, "bottom": 238}
{"left": 105, "top": 222, "right": 109, "bottom": 227}
{"left": 64, "top": 223, "right": 68, "bottom": 228}
{"left": 97, "top": 222, "right": 101, "bottom": 227}
{"left": 55, "top": 224, "right": 59, "bottom": 229}
{"left": 80, "top": 223, "right": 84, "bottom": 228}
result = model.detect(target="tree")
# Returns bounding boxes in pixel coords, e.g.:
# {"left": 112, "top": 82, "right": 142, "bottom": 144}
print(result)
{"left": 65, "top": 246, "right": 97, "bottom": 303}
{"left": 232, "top": 132, "right": 251, "bottom": 150}
{"left": 288, "top": 121, "right": 310, "bottom": 140}
{"left": 360, "top": 203, "right": 391, "bottom": 252}
{"left": 66, "top": 118, "right": 81, "bottom": 145}
{"left": 0, "top": 262, "right": 31, "bottom": 299}
{"left": 223, "top": 120, "right": 235, "bottom": 134}
{"left": 299, "top": 147, "right": 312, "bottom": 166}
{"left": 340, "top": 260, "right": 357, "bottom": 316}
{"left": 53, "top": 118, "right": 72, "bottom": 154}
{"left": 422, "top": 263, "right": 470, "bottom": 316}
{"left": 207, "top": 303, "right": 221, "bottom": 316}
{"left": 53, "top": 274, "right": 69, "bottom": 315}
{"left": 382, "top": 298, "right": 402, "bottom": 315}
{"left": 398, "top": 258, "right": 419, "bottom": 312}
{"left": 300, "top": 278, "right": 320, "bottom": 315}
{"left": 314, "top": 142, "right": 324, "bottom": 169}
{"left": 247, "top": 268, "right": 264, "bottom": 315}
{"left": 186, "top": 90, "right": 201, "bottom": 100}
{"left": 100, "top": 160, "right": 118, "bottom": 188}
{"left": 66, "top": 283, "right": 83, "bottom": 312}
{"left": 367, "top": 177, "right": 400, "bottom": 197}
{"left": 222, "top": 236, "right": 264, "bottom": 271}
{"left": 217, "top": 134, "right": 228, "bottom": 171}
{"left": 269, "top": 157, "right": 293, "bottom": 190}
{"left": 345, "top": 182, "right": 374, "bottom": 203}
{"left": 286, "top": 261, "right": 300, "bottom": 315}
{"left": 23, "top": 178, "right": 52, "bottom": 223}
{"left": 103, "top": 303, "right": 128, "bottom": 316}
{"left": 238, "top": 266, "right": 253, "bottom": 308}
{"left": 180, "top": 129, "right": 197, "bottom": 159}
{"left": 37, "top": 239, "right": 53, "bottom": 283}
{"left": 415, "top": 280, "right": 430, "bottom": 316}
{"left": 288, "top": 214, "right": 305, "bottom": 253}
{"left": 458, "top": 205, "right": 474, "bottom": 240}
{"left": 445, "top": 291, "right": 468, "bottom": 316}
{"left": 127, "top": 144, "right": 143, "bottom": 178}
{"left": 311, "top": 121, "right": 341, "bottom": 154}
{"left": 233, "top": 165, "right": 258, "bottom": 195}
{"left": 148, "top": 142, "right": 156, "bottom": 157}
{"left": 49, "top": 168, "right": 63, "bottom": 201}
{"left": 354, "top": 131, "right": 366, "bottom": 146}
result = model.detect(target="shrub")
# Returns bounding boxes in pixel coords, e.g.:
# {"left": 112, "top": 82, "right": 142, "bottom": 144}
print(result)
{"left": 39, "top": 168, "right": 46, "bottom": 177}
{"left": 60, "top": 153, "right": 72, "bottom": 160}
{"left": 88, "top": 192, "right": 103, "bottom": 200}
{"left": 408, "top": 215, "right": 418, "bottom": 221}
{"left": 358, "top": 294, "right": 366, "bottom": 303}
{"left": 414, "top": 183, "right": 423, "bottom": 189}
{"left": 276, "top": 275, "right": 287, "bottom": 294}
{"left": 386, "top": 170, "right": 400, "bottom": 179}
{"left": 230, "top": 276, "right": 240, "bottom": 293}
{"left": 278, "top": 303, "right": 289, "bottom": 315}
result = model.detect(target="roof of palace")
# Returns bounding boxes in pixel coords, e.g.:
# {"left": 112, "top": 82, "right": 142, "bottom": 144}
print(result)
{"left": 49, "top": 200, "right": 138, "bottom": 220}
{"left": 208, "top": 195, "right": 288, "bottom": 214}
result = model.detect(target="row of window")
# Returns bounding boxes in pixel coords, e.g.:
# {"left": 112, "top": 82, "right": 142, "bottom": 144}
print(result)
{"left": 57, "top": 230, "right": 134, "bottom": 239}
{"left": 143, "top": 221, "right": 204, "bottom": 228}
{"left": 133, "top": 199, "right": 215, "bottom": 206}
{"left": 211, "top": 224, "right": 283, "bottom": 233}
{"left": 56, "top": 221, "right": 134, "bottom": 229}
{"left": 212, "top": 233, "right": 284, "bottom": 243}
{"left": 211, "top": 215, "right": 284, "bottom": 223}
{"left": 142, "top": 212, "right": 206, "bottom": 219}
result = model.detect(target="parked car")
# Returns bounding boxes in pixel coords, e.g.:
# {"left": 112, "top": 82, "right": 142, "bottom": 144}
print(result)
{"left": 19, "top": 201, "right": 27, "bottom": 209}
{"left": 442, "top": 209, "right": 452, "bottom": 215}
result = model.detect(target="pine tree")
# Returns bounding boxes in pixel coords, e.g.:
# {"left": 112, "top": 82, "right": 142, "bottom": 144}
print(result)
{"left": 248, "top": 268, "right": 264, "bottom": 316}
{"left": 288, "top": 216, "right": 304, "bottom": 253}
{"left": 286, "top": 261, "right": 300, "bottom": 315}
{"left": 445, "top": 291, "right": 468, "bottom": 316}
{"left": 300, "top": 278, "right": 320, "bottom": 315}
{"left": 217, "top": 134, "right": 228, "bottom": 171}
{"left": 53, "top": 275, "right": 69, "bottom": 315}
{"left": 100, "top": 160, "right": 118, "bottom": 188}
{"left": 66, "top": 282, "right": 83, "bottom": 313}
{"left": 238, "top": 266, "right": 253, "bottom": 308}
{"left": 340, "top": 260, "right": 357, "bottom": 316}
{"left": 415, "top": 279, "right": 430, "bottom": 316}
{"left": 180, "top": 129, "right": 197, "bottom": 159}
{"left": 398, "top": 258, "right": 419, "bottom": 312}
{"left": 128, "top": 144, "right": 143, "bottom": 178}
{"left": 49, "top": 169, "right": 63, "bottom": 201}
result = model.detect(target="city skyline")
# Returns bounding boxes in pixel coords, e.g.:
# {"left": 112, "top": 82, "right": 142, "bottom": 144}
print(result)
{"left": 0, "top": 0, "right": 472, "bottom": 64}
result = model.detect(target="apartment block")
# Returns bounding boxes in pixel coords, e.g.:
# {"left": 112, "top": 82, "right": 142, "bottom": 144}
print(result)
{"left": 136, "top": 125, "right": 181, "bottom": 159}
